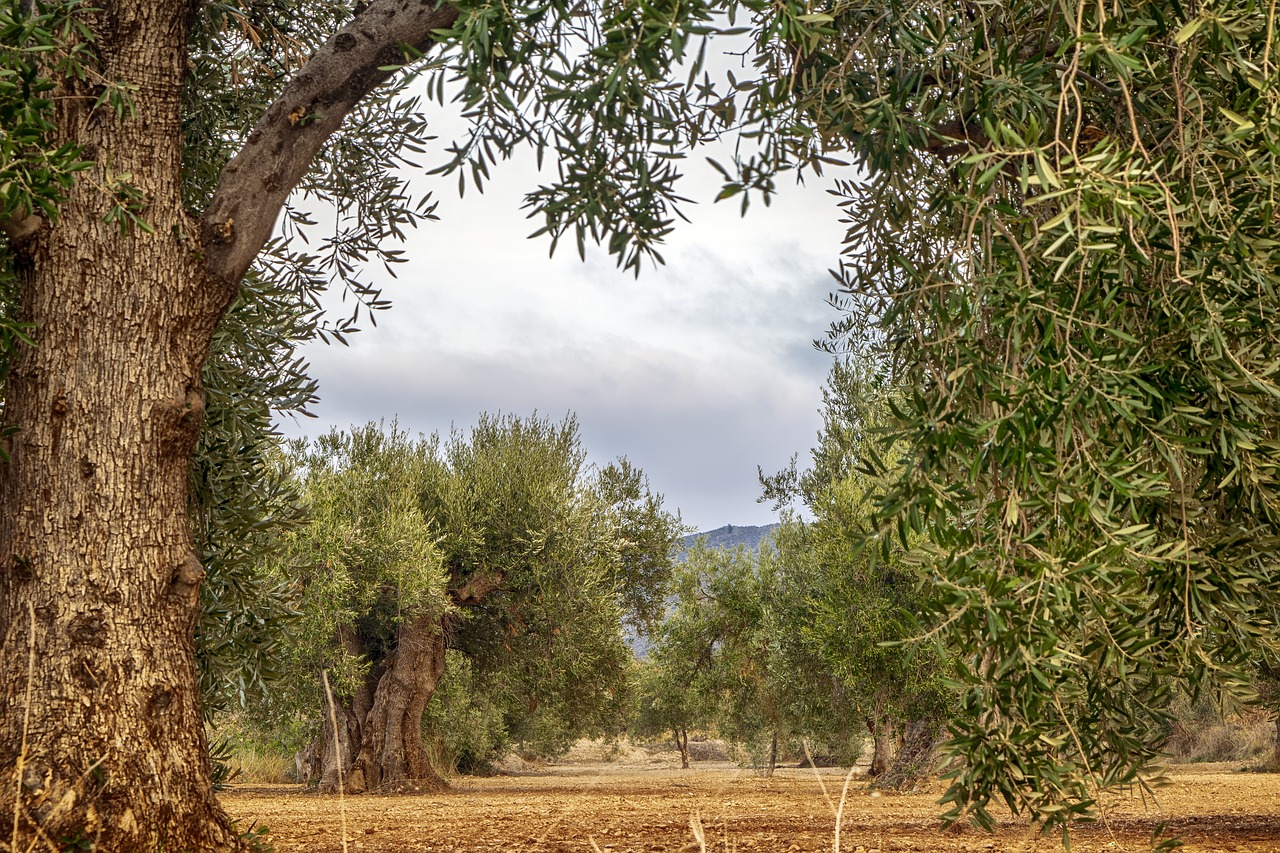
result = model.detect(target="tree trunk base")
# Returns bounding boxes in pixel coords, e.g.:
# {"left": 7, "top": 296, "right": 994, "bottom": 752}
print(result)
{"left": 870, "top": 719, "right": 943, "bottom": 792}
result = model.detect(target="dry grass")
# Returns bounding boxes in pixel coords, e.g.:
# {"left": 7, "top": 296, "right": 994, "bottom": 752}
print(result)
{"left": 226, "top": 747, "right": 295, "bottom": 784}
{"left": 1165, "top": 707, "right": 1276, "bottom": 766}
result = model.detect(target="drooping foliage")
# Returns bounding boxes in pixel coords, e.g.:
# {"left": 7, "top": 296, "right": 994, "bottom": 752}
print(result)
{"left": 772, "top": 0, "right": 1280, "bottom": 835}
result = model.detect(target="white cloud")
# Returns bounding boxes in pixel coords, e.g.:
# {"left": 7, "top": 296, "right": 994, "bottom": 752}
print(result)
{"left": 279, "top": 130, "right": 851, "bottom": 531}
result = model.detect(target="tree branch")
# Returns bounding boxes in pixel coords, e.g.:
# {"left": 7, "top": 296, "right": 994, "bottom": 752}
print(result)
{"left": 921, "top": 119, "right": 989, "bottom": 157}
{"left": 0, "top": 212, "right": 43, "bottom": 247}
{"left": 200, "top": 0, "right": 460, "bottom": 291}
{"left": 451, "top": 570, "right": 505, "bottom": 606}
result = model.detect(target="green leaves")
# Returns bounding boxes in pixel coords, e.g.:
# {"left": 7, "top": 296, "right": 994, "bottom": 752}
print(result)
{"left": 247, "top": 416, "right": 679, "bottom": 759}
{"left": 0, "top": 0, "right": 94, "bottom": 227}
{"left": 811, "top": 0, "right": 1280, "bottom": 834}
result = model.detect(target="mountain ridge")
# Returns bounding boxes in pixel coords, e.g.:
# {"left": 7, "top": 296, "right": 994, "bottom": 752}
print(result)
{"left": 680, "top": 522, "right": 780, "bottom": 553}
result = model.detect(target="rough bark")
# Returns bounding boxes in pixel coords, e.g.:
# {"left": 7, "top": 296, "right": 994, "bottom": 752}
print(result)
{"left": 871, "top": 718, "right": 944, "bottom": 792}
{"left": 0, "top": 0, "right": 460, "bottom": 846}
{"left": 317, "top": 615, "right": 449, "bottom": 794}
{"left": 866, "top": 716, "right": 892, "bottom": 778}
{"left": 0, "top": 1, "right": 243, "bottom": 846}
{"left": 298, "top": 627, "right": 379, "bottom": 787}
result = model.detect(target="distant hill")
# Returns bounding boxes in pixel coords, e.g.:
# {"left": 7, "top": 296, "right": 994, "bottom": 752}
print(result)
{"left": 628, "top": 523, "right": 782, "bottom": 658}
{"left": 681, "top": 523, "right": 780, "bottom": 554}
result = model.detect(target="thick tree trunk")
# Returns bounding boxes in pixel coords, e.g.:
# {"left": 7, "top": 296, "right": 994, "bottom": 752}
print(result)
{"left": 868, "top": 716, "right": 895, "bottom": 778}
{"left": 0, "top": 4, "right": 242, "bottom": 848}
{"left": 0, "top": 0, "right": 464, "bottom": 844}
{"left": 308, "top": 625, "right": 382, "bottom": 788}
{"left": 317, "top": 615, "right": 448, "bottom": 793}
{"left": 315, "top": 701, "right": 364, "bottom": 792}
{"left": 871, "top": 718, "right": 944, "bottom": 791}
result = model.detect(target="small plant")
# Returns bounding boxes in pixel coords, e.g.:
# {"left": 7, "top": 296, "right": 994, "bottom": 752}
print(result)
{"left": 209, "top": 735, "right": 244, "bottom": 790}
{"left": 235, "top": 820, "right": 274, "bottom": 853}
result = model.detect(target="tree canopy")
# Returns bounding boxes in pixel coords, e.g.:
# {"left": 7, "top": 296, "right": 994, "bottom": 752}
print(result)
{"left": 257, "top": 416, "right": 681, "bottom": 788}
{"left": 5, "top": 0, "right": 1280, "bottom": 844}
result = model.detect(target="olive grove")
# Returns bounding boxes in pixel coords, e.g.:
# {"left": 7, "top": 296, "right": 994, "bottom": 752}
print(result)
{"left": 3, "top": 0, "right": 1280, "bottom": 846}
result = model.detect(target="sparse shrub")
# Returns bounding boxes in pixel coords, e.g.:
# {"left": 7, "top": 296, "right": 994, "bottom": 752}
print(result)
{"left": 687, "top": 738, "right": 729, "bottom": 762}
{"left": 1163, "top": 692, "right": 1275, "bottom": 765}
{"left": 209, "top": 714, "right": 298, "bottom": 784}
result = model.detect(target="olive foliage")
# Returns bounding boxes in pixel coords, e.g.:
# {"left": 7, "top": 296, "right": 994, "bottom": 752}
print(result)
{"left": 259, "top": 415, "right": 681, "bottom": 764}
{"left": 642, "top": 539, "right": 866, "bottom": 773}
{"left": 777, "top": 0, "right": 1280, "bottom": 836}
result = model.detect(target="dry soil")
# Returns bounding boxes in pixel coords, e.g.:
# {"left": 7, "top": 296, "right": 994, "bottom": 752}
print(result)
{"left": 221, "top": 747, "right": 1280, "bottom": 853}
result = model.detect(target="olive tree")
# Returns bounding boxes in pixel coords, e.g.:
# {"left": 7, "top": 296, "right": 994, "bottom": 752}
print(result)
{"left": 267, "top": 415, "right": 679, "bottom": 792}
{"left": 0, "top": 0, "right": 733, "bottom": 843}
{"left": 764, "top": 0, "right": 1280, "bottom": 836}
{"left": 6, "top": 0, "right": 1274, "bottom": 843}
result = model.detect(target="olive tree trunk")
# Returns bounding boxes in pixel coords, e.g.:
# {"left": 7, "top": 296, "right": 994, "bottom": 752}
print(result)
{"left": 317, "top": 615, "right": 449, "bottom": 793}
{"left": 870, "top": 718, "right": 944, "bottom": 792}
{"left": 867, "top": 716, "right": 895, "bottom": 778}
{"left": 0, "top": 1, "right": 244, "bottom": 846}
{"left": 0, "top": 0, "right": 457, "bottom": 846}
{"left": 674, "top": 726, "right": 690, "bottom": 769}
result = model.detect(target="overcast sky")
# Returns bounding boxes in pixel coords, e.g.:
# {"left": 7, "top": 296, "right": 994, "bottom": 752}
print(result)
{"left": 277, "top": 114, "right": 855, "bottom": 533}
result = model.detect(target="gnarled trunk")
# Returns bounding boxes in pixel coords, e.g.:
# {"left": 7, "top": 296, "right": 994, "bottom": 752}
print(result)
{"left": 871, "top": 718, "right": 944, "bottom": 792}
{"left": 0, "top": 4, "right": 241, "bottom": 848}
{"left": 319, "top": 614, "right": 448, "bottom": 793}
{"left": 0, "top": 0, "right": 463, "bottom": 844}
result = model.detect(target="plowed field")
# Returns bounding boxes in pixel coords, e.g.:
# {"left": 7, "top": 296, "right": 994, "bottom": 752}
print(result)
{"left": 221, "top": 752, "right": 1280, "bottom": 852}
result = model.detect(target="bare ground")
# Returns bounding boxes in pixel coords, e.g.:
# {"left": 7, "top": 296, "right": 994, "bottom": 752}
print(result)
{"left": 221, "top": 748, "right": 1280, "bottom": 852}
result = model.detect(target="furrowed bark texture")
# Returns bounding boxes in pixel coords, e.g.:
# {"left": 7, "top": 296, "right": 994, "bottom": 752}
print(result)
{"left": 0, "top": 1, "right": 241, "bottom": 847}
{"left": 0, "top": 0, "right": 457, "bottom": 846}
{"left": 870, "top": 718, "right": 944, "bottom": 792}
{"left": 318, "top": 616, "right": 448, "bottom": 794}
{"left": 352, "top": 615, "right": 447, "bottom": 792}
{"left": 320, "top": 576, "right": 503, "bottom": 794}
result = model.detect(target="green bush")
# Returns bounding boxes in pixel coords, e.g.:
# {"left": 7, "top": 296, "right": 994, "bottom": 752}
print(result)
{"left": 423, "top": 651, "right": 510, "bottom": 775}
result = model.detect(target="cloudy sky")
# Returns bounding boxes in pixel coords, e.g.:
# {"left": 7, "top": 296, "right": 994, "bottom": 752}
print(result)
{"left": 279, "top": 116, "right": 855, "bottom": 533}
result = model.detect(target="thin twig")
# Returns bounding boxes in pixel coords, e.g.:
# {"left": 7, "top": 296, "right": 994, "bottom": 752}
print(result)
{"left": 689, "top": 810, "right": 706, "bottom": 852}
{"left": 321, "top": 671, "right": 350, "bottom": 853}
{"left": 802, "top": 739, "right": 837, "bottom": 818}
{"left": 833, "top": 764, "right": 858, "bottom": 853}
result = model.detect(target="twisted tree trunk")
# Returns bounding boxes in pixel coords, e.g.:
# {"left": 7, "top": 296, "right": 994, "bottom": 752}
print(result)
{"left": 317, "top": 615, "right": 449, "bottom": 793}
{"left": 352, "top": 615, "right": 448, "bottom": 792}
{"left": 871, "top": 718, "right": 944, "bottom": 792}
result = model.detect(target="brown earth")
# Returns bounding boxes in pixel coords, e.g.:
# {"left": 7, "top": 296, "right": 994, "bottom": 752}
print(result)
{"left": 222, "top": 747, "right": 1280, "bottom": 853}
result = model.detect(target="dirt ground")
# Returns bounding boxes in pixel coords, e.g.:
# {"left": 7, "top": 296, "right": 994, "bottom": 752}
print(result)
{"left": 222, "top": 746, "right": 1280, "bottom": 853}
